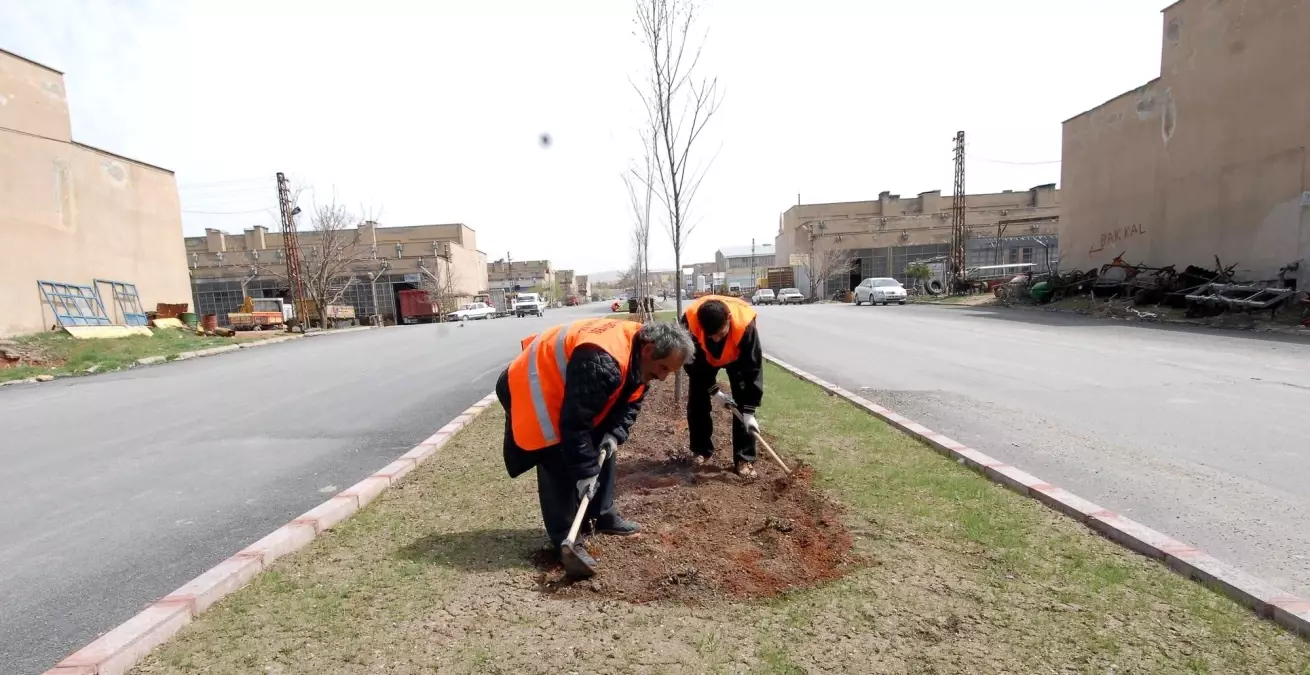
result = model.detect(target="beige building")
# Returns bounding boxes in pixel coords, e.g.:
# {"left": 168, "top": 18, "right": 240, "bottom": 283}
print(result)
{"left": 575, "top": 274, "right": 591, "bottom": 300}
{"left": 487, "top": 259, "right": 554, "bottom": 293}
{"left": 555, "top": 269, "right": 576, "bottom": 299}
{"left": 776, "top": 186, "right": 1060, "bottom": 293}
{"left": 1061, "top": 0, "right": 1310, "bottom": 284}
{"left": 716, "top": 243, "right": 776, "bottom": 291}
{"left": 185, "top": 222, "right": 488, "bottom": 325}
{"left": 1, "top": 49, "right": 191, "bottom": 336}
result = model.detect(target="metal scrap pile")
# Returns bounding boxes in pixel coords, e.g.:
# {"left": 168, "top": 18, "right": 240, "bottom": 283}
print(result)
{"left": 1069, "top": 252, "right": 1304, "bottom": 321}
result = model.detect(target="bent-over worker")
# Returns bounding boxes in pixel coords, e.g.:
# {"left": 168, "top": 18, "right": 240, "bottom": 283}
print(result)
{"left": 496, "top": 318, "right": 696, "bottom": 571}
{"left": 680, "top": 294, "right": 765, "bottom": 477}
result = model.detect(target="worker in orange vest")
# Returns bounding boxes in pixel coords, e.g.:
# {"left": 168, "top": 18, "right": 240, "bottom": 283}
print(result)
{"left": 680, "top": 295, "right": 765, "bottom": 477}
{"left": 495, "top": 318, "right": 696, "bottom": 575}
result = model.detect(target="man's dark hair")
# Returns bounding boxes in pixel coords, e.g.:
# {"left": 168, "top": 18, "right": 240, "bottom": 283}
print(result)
{"left": 696, "top": 300, "right": 730, "bottom": 335}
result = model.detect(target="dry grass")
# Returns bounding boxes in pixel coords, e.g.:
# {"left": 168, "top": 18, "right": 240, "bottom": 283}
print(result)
{"left": 132, "top": 364, "right": 1310, "bottom": 674}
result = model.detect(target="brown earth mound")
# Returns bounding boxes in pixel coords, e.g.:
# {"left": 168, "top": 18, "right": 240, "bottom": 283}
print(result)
{"left": 537, "top": 382, "right": 858, "bottom": 603}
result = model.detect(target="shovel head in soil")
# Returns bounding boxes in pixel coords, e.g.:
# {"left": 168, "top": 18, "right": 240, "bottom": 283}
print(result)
{"left": 560, "top": 544, "right": 597, "bottom": 579}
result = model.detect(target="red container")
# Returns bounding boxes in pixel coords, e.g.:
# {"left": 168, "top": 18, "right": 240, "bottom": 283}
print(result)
{"left": 202, "top": 314, "right": 219, "bottom": 332}
{"left": 398, "top": 289, "right": 437, "bottom": 321}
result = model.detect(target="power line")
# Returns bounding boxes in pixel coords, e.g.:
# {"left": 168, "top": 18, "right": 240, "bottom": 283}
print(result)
{"left": 973, "top": 156, "right": 1062, "bottom": 166}
{"left": 177, "top": 176, "right": 268, "bottom": 189}
{"left": 181, "top": 206, "right": 276, "bottom": 215}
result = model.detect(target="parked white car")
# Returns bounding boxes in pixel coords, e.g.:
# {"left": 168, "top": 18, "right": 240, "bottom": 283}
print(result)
{"left": 777, "top": 288, "right": 805, "bottom": 304}
{"left": 446, "top": 302, "right": 497, "bottom": 321}
{"left": 854, "top": 278, "right": 908, "bottom": 306}
{"left": 751, "top": 288, "right": 776, "bottom": 305}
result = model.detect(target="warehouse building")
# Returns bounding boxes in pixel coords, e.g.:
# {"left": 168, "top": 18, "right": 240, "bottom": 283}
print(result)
{"left": 716, "top": 243, "right": 776, "bottom": 293}
{"left": 186, "top": 222, "right": 488, "bottom": 325}
{"left": 1060, "top": 0, "right": 1310, "bottom": 285}
{"left": 775, "top": 186, "right": 1060, "bottom": 295}
{"left": 0, "top": 49, "right": 192, "bottom": 336}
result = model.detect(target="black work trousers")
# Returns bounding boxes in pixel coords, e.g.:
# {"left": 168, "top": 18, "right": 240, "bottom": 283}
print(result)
{"left": 499, "top": 402, "right": 618, "bottom": 548}
{"left": 685, "top": 362, "right": 757, "bottom": 464}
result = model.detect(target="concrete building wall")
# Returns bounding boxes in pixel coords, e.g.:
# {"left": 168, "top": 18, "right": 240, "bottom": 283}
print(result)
{"left": 1, "top": 49, "right": 191, "bottom": 337}
{"left": 487, "top": 259, "right": 553, "bottom": 292}
{"left": 0, "top": 49, "right": 72, "bottom": 142}
{"left": 1060, "top": 0, "right": 1310, "bottom": 280}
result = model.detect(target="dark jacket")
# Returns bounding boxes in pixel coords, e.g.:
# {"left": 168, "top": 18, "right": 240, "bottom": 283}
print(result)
{"left": 498, "top": 342, "right": 646, "bottom": 480}
{"left": 680, "top": 314, "right": 764, "bottom": 414}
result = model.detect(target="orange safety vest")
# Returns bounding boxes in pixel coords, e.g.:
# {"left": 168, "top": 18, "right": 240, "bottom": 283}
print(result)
{"left": 683, "top": 295, "right": 758, "bottom": 367}
{"left": 507, "top": 318, "right": 647, "bottom": 451}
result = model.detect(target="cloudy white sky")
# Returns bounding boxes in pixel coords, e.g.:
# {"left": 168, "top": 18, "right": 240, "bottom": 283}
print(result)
{"left": 1, "top": 0, "right": 1165, "bottom": 275}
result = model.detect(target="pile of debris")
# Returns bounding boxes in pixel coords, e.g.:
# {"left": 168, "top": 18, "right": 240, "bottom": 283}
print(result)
{"left": 1017, "top": 253, "right": 1307, "bottom": 326}
{"left": 0, "top": 339, "right": 52, "bottom": 369}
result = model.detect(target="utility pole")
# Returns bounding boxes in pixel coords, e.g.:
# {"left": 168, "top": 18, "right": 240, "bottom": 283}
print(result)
{"left": 506, "top": 251, "right": 515, "bottom": 290}
{"left": 750, "top": 238, "right": 756, "bottom": 294}
{"left": 276, "top": 172, "right": 306, "bottom": 329}
{"left": 950, "top": 132, "right": 967, "bottom": 293}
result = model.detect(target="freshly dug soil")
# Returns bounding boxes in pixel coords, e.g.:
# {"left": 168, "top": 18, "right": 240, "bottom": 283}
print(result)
{"left": 537, "top": 382, "right": 857, "bottom": 603}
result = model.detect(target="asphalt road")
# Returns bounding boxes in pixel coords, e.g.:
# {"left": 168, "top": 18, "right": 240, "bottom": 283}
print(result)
{"left": 0, "top": 306, "right": 597, "bottom": 675}
{"left": 755, "top": 303, "right": 1310, "bottom": 598}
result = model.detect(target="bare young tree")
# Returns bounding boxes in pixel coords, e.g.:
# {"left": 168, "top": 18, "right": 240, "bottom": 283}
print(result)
{"left": 299, "top": 199, "right": 369, "bottom": 328}
{"left": 634, "top": 0, "right": 721, "bottom": 394}
{"left": 800, "top": 245, "right": 857, "bottom": 301}
{"left": 420, "top": 258, "right": 462, "bottom": 319}
{"left": 623, "top": 124, "right": 657, "bottom": 320}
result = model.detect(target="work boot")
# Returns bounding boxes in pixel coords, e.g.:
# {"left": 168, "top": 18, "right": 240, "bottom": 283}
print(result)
{"left": 594, "top": 514, "right": 641, "bottom": 536}
{"left": 559, "top": 542, "right": 598, "bottom": 579}
{"left": 734, "top": 461, "right": 758, "bottom": 479}
{"left": 691, "top": 454, "right": 711, "bottom": 467}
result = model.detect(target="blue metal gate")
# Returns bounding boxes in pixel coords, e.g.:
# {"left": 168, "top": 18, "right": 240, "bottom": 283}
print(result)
{"left": 37, "top": 281, "right": 112, "bottom": 327}
{"left": 94, "top": 279, "right": 148, "bottom": 326}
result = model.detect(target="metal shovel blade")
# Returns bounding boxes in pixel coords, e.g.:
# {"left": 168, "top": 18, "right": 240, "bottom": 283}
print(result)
{"left": 559, "top": 543, "right": 597, "bottom": 579}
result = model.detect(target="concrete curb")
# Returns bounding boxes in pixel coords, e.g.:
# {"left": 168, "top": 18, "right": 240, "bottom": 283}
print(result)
{"left": 764, "top": 354, "right": 1310, "bottom": 639}
{"left": 43, "top": 390, "right": 499, "bottom": 675}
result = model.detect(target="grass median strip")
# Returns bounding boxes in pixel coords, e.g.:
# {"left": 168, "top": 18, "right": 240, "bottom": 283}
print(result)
{"left": 0, "top": 328, "right": 281, "bottom": 383}
{"left": 132, "top": 363, "right": 1310, "bottom": 674}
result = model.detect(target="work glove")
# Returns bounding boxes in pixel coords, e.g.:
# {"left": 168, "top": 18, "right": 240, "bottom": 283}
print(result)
{"left": 742, "top": 413, "right": 760, "bottom": 435}
{"left": 712, "top": 389, "right": 734, "bottom": 410}
{"left": 576, "top": 474, "right": 599, "bottom": 501}
{"left": 599, "top": 433, "right": 619, "bottom": 457}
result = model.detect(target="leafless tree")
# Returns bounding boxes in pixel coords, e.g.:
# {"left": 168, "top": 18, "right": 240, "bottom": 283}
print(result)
{"left": 633, "top": 0, "right": 721, "bottom": 395}
{"left": 800, "top": 245, "right": 857, "bottom": 301}
{"left": 420, "top": 258, "right": 462, "bottom": 319}
{"left": 298, "top": 199, "right": 369, "bottom": 328}
{"left": 624, "top": 123, "right": 658, "bottom": 321}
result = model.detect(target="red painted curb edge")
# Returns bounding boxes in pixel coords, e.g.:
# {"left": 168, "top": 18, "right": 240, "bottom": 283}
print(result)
{"left": 764, "top": 354, "right": 1310, "bottom": 639}
{"left": 43, "top": 391, "right": 500, "bottom": 675}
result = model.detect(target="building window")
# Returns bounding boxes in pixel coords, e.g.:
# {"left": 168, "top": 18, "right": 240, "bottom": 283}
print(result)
{"left": 1021, "top": 247, "right": 1034, "bottom": 264}
{"left": 1007, "top": 247, "right": 1019, "bottom": 264}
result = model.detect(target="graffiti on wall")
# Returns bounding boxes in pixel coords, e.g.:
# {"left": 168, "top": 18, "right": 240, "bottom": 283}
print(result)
{"left": 1089, "top": 224, "right": 1147, "bottom": 256}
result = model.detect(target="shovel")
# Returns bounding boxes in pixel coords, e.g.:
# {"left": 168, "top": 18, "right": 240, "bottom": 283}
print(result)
{"left": 708, "top": 384, "right": 791, "bottom": 475}
{"left": 558, "top": 442, "right": 613, "bottom": 579}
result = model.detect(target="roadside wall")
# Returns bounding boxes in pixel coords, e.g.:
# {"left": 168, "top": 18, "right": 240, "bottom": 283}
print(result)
{"left": 1060, "top": 0, "right": 1310, "bottom": 280}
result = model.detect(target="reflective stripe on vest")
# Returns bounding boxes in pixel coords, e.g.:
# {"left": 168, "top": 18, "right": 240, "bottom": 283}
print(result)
{"left": 508, "top": 318, "right": 644, "bottom": 451}
{"left": 683, "top": 295, "right": 758, "bottom": 367}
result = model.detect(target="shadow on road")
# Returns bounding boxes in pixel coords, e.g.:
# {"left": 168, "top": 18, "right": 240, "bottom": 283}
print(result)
{"left": 396, "top": 528, "right": 543, "bottom": 572}
{"left": 950, "top": 305, "right": 1310, "bottom": 347}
